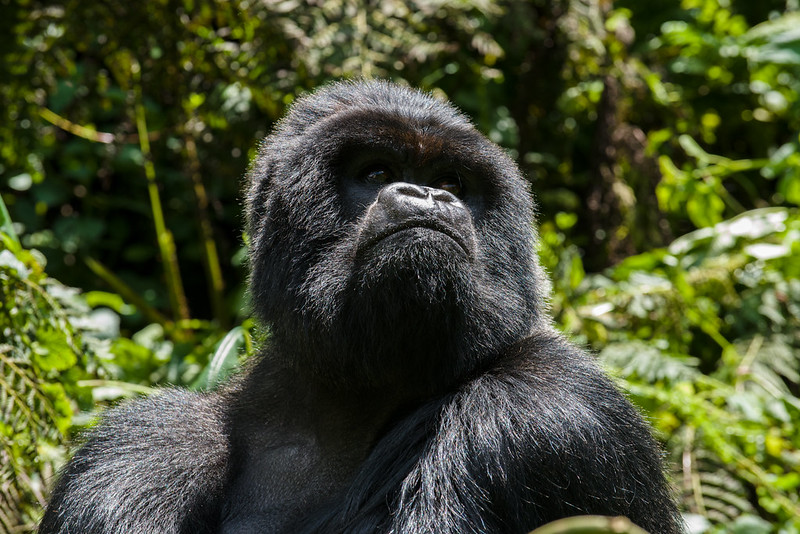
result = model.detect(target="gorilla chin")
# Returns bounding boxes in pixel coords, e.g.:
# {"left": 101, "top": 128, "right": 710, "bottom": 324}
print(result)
{"left": 353, "top": 226, "right": 476, "bottom": 302}
{"left": 39, "top": 80, "right": 683, "bottom": 534}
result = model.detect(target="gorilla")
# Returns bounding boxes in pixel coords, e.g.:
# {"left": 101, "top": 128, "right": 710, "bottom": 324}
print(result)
{"left": 40, "top": 80, "right": 682, "bottom": 534}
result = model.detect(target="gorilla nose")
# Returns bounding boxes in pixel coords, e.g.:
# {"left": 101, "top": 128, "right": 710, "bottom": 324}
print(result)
{"left": 380, "top": 182, "right": 463, "bottom": 210}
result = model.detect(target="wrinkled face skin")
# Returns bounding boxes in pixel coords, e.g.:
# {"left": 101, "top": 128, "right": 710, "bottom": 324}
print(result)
{"left": 246, "top": 81, "right": 545, "bottom": 393}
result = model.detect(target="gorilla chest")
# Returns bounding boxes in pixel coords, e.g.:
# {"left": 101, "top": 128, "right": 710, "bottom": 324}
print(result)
{"left": 220, "top": 433, "right": 365, "bottom": 533}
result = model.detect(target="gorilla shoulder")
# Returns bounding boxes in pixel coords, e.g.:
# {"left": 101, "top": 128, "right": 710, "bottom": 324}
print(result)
{"left": 39, "top": 390, "right": 228, "bottom": 534}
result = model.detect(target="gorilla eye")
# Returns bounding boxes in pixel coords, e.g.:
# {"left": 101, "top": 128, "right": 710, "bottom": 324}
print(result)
{"left": 361, "top": 165, "right": 394, "bottom": 185}
{"left": 432, "top": 175, "right": 462, "bottom": 197}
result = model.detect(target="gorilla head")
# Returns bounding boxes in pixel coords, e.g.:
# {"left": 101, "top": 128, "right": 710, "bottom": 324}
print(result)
{"left": 246, "top": 80, "right": 546, "bottom": 393}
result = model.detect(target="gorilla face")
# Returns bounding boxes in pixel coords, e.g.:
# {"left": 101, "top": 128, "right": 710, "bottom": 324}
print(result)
{"left": 246, "top": 81, "right": 545, "bottom": 393}
{"left": 337, "top": 139, "right": 479, "bottom": 302}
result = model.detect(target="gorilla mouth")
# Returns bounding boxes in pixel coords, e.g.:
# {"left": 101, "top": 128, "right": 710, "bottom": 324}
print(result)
{"left": 364, "top": 222, "right": 472, "bottom": 257}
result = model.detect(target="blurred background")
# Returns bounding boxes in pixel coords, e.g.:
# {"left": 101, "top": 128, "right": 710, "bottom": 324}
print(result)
{"left": 1, "top": 0, "right": 799, "bottom": 532}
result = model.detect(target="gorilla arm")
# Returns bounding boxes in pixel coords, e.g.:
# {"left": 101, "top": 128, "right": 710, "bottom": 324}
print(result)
{"left": 308, "top": 330, "right": 679, "bottom": 534}
{"left": 38, "top": 390, "right": 229, "bottom": 534}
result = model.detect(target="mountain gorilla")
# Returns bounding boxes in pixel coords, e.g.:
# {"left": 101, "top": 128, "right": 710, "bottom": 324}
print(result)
{"left": 40, "top": 81, "right": 682, "bottom": 534}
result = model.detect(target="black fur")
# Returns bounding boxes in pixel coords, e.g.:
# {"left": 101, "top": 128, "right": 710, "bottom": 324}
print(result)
{"left": 40, "top": 80, "right": 682, "bottom": 534}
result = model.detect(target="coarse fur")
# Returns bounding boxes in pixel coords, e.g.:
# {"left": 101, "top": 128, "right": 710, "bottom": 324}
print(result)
{"left": 40, "top": 80, "right": 683, "bottom": 534}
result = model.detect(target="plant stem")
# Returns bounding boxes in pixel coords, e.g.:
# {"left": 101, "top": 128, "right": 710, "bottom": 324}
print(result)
{"left": 184, "top": 130, "right": 227, "bottom": 327}
{"left": 131, "top": 60, "right": 190, "bottom": 324}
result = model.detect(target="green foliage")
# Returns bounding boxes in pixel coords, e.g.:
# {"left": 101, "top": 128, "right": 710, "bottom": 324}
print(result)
{"left": 650, "top": 7, "right": 800, "bottom": 227}
{"left": 0, "top": 193, "right": 255, "bottom": 529}
{"left": 1, "top": 203, "right": 91, "bottom": 528}
{"left": 2, "top": 0, "right": 800, "bottom": 532}
{"left": 542, "top": 208, "right": 800, "bottom": 532}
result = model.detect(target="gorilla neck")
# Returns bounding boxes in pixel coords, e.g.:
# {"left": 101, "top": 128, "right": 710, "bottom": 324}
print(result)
{"left": 264, "top": 254, "right": 533, "bottom": 397}
{"left": 268, "top": 285, "right": 499, "bottom": 399}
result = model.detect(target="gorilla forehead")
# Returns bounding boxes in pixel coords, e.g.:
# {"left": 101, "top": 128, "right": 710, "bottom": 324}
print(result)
{"left": 317, "top": 110, "right": 503, "bottom": 179}
{"left": 276, "top": 80, "right": 469, "bottom": 137}
{"left": 265, "top": 81, "right": 516, "bottom": 185}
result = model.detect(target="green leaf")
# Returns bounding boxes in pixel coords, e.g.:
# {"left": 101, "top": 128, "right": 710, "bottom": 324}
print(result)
{"left": 32, "top": 329, "right": 77, "bottom": 371}
{"left": 0, "top": 194, "right": 20, "bottom": 247}
{"left": 686, "top": 187, "right": 725, "bottom": 228}
{"left": 744, "top": 243, "right": 790, "bottom": 260}
{"left": 85, "top": 291, "right": 135, "bottom": 315}
{"left": 0, "top": 249, "right": 29, "bottom": 278}
{"left": 726, "top": 392, "right": 766, "bottom": 423}
{"left": 727, "top": 515, "right": 772, "bottom": 534}
{"left": 193, "top": 326, "right": 245, "bottom": 390}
